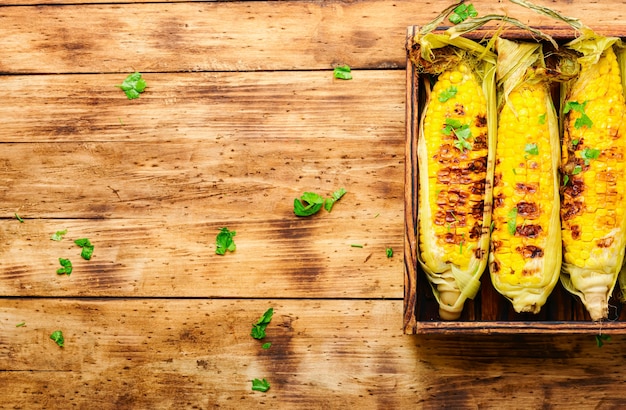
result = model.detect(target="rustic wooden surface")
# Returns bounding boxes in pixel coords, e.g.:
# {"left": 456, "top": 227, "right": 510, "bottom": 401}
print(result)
{"left": 1, "top": 0, "right": 626, "bottom": 408}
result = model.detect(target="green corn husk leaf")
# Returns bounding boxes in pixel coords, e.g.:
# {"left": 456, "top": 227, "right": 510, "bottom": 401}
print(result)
{"left": 489, "top": 37, "right": 563, "bottom": 314}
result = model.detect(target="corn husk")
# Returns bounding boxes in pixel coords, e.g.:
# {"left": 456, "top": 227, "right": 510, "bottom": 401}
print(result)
{"left": 489, "top": 37, "right": 563, "bottom": 313}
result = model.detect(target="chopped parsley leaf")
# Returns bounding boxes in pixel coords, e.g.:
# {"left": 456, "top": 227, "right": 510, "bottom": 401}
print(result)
{"left": 294, "top": 192, "right": 325, "bottom": 216}
{"left": 251, "top": 308, "right": 274, "bottom": 340}
{"left": 74, "top": 238, "right": 94, "bottom": 260}
{"left": 16, "top": 322, "right": 26, "bottom": 327}
{"left": 50, "top": 330, "right": 65, "bottom": 347}
{"left": 252, "top": 378, "right": 270, "bottom": 392}
{"left": 581, "top": 147, "right": 601, "bottom": 165}
{"left": 324, "top": 188, "right": 347, "bottom": 212}
{"left": 507, "top": 207, "right": 518, "bottom": 236}
{"left": 386, "top": 247, "right": 393, "bottom": 258}
{"left": 572, "top": 165, "right": 583, "bottom": 175}
{"left": 51, "top": 229, "right": 67, "bottom": 241}
{"left": 262, "top": 342, "right": 272, "bottom": 349}
{"left": 524, "top": 143, "right": 539, "bottom": 156}
{"left": 56, "top": 258, "right": 73, "bottom": 276}
{"left": 449, "top": 3, "right": 478, "bottom": 24}
{"left": 333, "top": 65, "right": 353, "bottom": 80}
{"left": 438, "top": 86, "right": 458, "bottom": 102}
{"left": 538, "top": 113, "right": 546, "bottom": 124}
{"left": 564, "top": 100, "right": 593, "bottom": 129}
{"left": 596, "top": 334, "right": 611, "bottom": 348}
{"left": 215, "top": 227, "right": 236, "bottom": 255}
{"left": 116, "top": 72, "right": 147, "bottom": 100}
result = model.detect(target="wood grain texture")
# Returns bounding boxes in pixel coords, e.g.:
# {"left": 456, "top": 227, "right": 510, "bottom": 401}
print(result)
{"left": 0, "top": 217, "right": 403, "bottom": 298}
{"left": 1, "top": 0, "right": 625, "bottom": 73}
{"left": 1, "top": 298, "right": 625, "bottom": 409}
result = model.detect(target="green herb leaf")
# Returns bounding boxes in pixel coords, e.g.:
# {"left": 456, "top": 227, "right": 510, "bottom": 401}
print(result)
{"left": 581, "top": 147, "right": 601, "bottom": 165}
{"left": 215, "top": 227, "right": 236, "bottom": 255}
{"left": 56, "top": 258, "right": 73, "bottom": 276}
{"left": 438, "top": 86, "right": 458, "bottom": 102}
{"left": 564, "top": 100, "right": 593, "bottom": 129}
{"left": 449, "top": 3, "right": 478, "bottom": 24}
{"left": 251, "top": 308, "right": 274, "bottom": 340}
{"left": 50, "top": 330, "right": 64, "bottom": 347}
{"left": 51, "top": 229, "right": 68, "bottom": 241}
{"left": 385, "top": 247, "right": 393, "bottom": 258}
{"left": 572, "top": 139, "right": 580, "bottom": 147}
{"left": 16, "top": 322, "right": 26, "bottom": 327}
{"left": 563, "top": 174, "right": 570, "bottom": 186}
{"left": 333, "top": 65, "right": 352, "bottom": 80}
{"left": 524, "top": 143, "right": 539, "bottom": 156}
{"left": 262, "top": 342, "right": 272, "bottom": 349}
{"left": 74, "top": 238, "right": 94, "bottom": 260}
{"left": 507, "top": 207, "right": 518, "bottom": 236}
{"left": 596, "top": 334, "right": 611, "bottom": 348}
{"left": 538, "top": 113, "right": 546, "bottom": 124}
{"left": 572, "top": 165, "right": 583, "bottom": 175}
{"left": 116, "top": 72, "right": 147, "bottom": 99}
{"left": 294, "top": 192, "right": 325, "bottom": 216}
{"left": 15, "top": 213, "right": 24, "bottom": 223}
{"left": 351, "top": 244, "right": 364, "bottom": 248}
{"left": 252, "top": 378, "right": 271, "bottom": 392}
{"left": 324, "top": 188, "right": 347, "bottom": 212}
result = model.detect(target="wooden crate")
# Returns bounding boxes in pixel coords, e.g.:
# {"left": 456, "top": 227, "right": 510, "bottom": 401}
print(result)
{"left": 403, "top": 25, "right": 626, "bottom": 334}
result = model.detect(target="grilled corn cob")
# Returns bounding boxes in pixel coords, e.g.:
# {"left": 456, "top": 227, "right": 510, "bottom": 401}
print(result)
{"left": 489, "top": 37, "right": 562, "bottom": 313}
{"left": 408, "top": 6, "right": 499, "bottom": 320}
{"left": 560, "top": 43, "right": 626, "bottom": 320}
{"left": 512, "top": 0, "right": 626, "bottom": 320}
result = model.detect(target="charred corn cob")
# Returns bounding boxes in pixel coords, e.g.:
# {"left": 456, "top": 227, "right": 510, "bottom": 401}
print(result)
{"left": 513, "top": 0, "right": 626, "bottom": 320}
{"left": 560, "top": 43, "right": 626, "bottom": 320}
{"left": 408, "top": 6, "right": 499, "bottom": 320}
{"left": 489, "top": 37, "right": 562, "bottom": 314}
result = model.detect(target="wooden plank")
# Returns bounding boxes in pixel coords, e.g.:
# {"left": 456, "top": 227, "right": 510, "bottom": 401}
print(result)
{"left": 0, "top": 71, "right": 404, "bottom": 143}
{"left": 1, "top": 298, "right": 624, "bottom": 408}
{"left": 1, "top": 1, "right": 625, "bottom": 73}
{"left": 0, "top": 216, "right": 403, "bottom": 298}
{"left": 0, "top": 137, "right": 403, "bottom": 218}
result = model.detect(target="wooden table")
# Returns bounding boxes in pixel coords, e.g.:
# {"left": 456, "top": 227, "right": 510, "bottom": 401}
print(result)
{"left": 1, "top": 0, "right": 625, "bottom": 407}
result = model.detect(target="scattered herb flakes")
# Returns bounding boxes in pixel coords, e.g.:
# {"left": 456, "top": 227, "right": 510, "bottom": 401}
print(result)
{"left": 251, "top": 378, "right": 271, "bottom": 392}
{"left": 581, "top": 147, "right": 601, "bottom": 165}
{"left": 351, "top": 244, "right": 364, "bottom": 248}
{"left": 15, "top": 213, "right": 24, "bottom": 223}
{"left": 294, "top": 192, "right": 325, "bottom": 216}
{"left": 572, "top": 165, "right": 583, "bottom": 175}
{"left": 386, "top": 247, "right": 393, "bottom": 258}
{"left": 74, "top": 238, "right": 94, "bottom": 260}
{"left": 51, "top": 229, "right": 68, "bottom": 241}
{"left": 438, "top": 86, "right": 457, "bottom": 102}
{"left": 324, "top": 188, "right": 347, "bottom": 212}
{"left": 16, "top": 322, "right": 26, "bottom": 327}
{"left": 507, "top": 207, "right": 518, "bottom": 236}
{"left": 596, "top": 333, "right": 611, "bottom": 348}
{"left": 262, "top": 342, "right": 272, "bottom": 349}
{"left": 564, "top": 100, "right": 593, "bottom": 129}
{"left": 333, "top": 65, "right": 352, "bottom": 80}
{"left": 116, "top": 72, "right": 147, "bottom": 99}
{"left": 50, "top": 330, "right": 65, "bottom": 347}
{"left": 215, "top": 227, "right": 237, "bottom": 255}
{"left": 251, "top": 308, "right": 274, "bottom": 340}
{"left": 449, "top": 3, "right": 478, "bottom": 24}
{"left": 56, "top": 258, "right": 73, "bottom": 276}
{"left": 524, "top": 143, "right": 539, "bottom": 156}
{"left": 538, "top": 113, "right": 546, "bottom": 125}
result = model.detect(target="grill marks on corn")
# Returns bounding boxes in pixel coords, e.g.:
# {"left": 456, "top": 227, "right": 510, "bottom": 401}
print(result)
{"left": 490, "top": 80, "right": 554, "bottom": 284}
{"left": 422, "top": 63, "right": 488, "bottom": 270}
{"left": 560, "top": 47, "right": 626, "bottom": 271}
